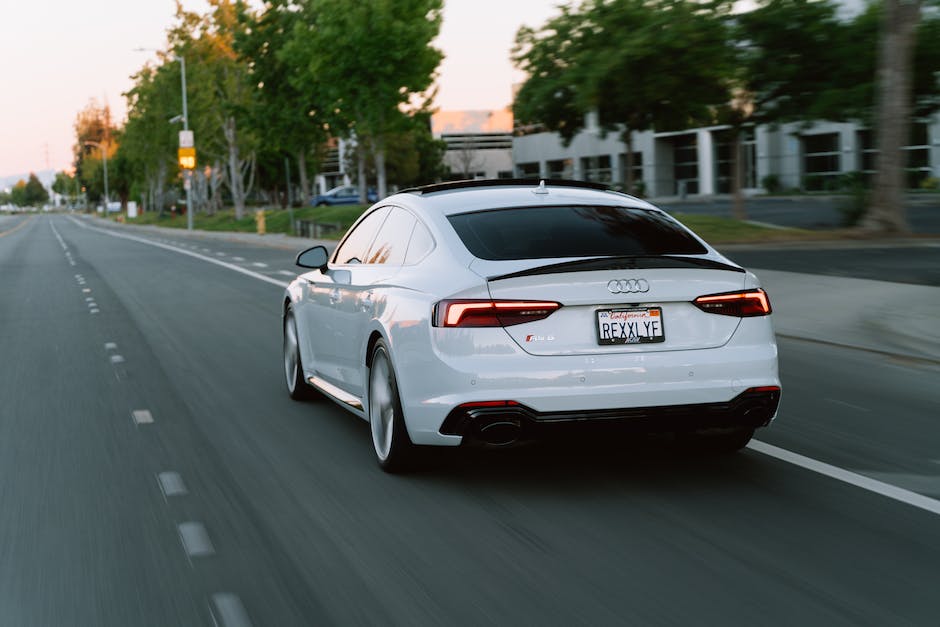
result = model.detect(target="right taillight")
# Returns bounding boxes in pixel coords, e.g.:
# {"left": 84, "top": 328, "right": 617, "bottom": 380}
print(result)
{"left": 693, "top": 288, "right": 772, "bottom": 317}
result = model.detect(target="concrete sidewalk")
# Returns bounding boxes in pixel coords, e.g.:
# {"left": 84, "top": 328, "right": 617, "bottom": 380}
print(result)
{"left": 754, "top": 268, "right": 940, "bottom": 363}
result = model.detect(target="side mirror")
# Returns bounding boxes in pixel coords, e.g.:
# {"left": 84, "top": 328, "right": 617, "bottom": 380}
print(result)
{"left": 295, "top": 245, "right": 329, "bottom": 270}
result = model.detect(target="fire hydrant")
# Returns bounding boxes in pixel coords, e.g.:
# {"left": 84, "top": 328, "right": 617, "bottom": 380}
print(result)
{"left": 255, "top": 209, "right": 266, "bottom": 235}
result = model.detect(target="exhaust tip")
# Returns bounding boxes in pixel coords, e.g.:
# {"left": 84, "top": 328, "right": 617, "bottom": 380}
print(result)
{"left": 476, "top": 419, "right": 522, "bottom": 446}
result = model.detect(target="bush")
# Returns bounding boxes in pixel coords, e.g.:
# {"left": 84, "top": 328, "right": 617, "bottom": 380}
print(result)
{"left": 761, "top": 174, "right": 782, "bottom": 194}
{"left": 836, "top": 172, "right": 869, "bottom": 227}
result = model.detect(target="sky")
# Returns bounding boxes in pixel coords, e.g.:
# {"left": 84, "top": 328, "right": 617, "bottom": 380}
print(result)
{"left": 0, "top": 0, "right": 560, "bottom": 180}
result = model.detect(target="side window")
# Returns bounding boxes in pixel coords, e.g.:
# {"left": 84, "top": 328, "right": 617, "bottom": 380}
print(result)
{"left": 404, "top": 219, "right": 434, "bottom": 265}
{"left": 332, "top": 207, "right": 390, "bottom": 264}
{"left": 364, "top": 207, "right": 416, "bottom": 265}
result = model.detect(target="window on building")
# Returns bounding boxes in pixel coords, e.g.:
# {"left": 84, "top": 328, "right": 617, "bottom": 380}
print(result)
{"left": 858, "top": 122, "right": 931, "bottom": 189}
{"left": 580, "top": 155, "right": 612, "bottom": 183}
{"left": 617, "top": 152, "right": 644, "bottom": 193}
{"left": 714, "top": 128, "right": 757, "bottom": 193}
{"left": 802, "top": 133, "right": 841, "bottom": 191}
{"left": 516, "top": 162, "right": 540, "bottom": 179}
{"left": 673, "top": 135, "right": 699, "bottom": 195}
{"left": 547, "top": 159, "right": 573, "bottom": 179}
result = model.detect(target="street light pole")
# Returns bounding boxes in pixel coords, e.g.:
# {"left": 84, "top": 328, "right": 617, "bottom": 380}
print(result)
{"left": 178, "top": 55, "right": 194, "bottom": 231}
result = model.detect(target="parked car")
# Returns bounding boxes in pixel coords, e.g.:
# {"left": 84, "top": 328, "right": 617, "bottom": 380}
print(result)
{"left": 311, "top": 185, "right": 378, "bottom": 206}
{"left": 283, "top": 179, "right": 780, "bottom": 472}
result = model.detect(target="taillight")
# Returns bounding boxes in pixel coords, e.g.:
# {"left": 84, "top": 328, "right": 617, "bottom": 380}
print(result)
{"left": 433, "top": 300, "right": 561, "bottom": 327}
{"left": 693, "top": 289, "right": 772, "bottom": 317}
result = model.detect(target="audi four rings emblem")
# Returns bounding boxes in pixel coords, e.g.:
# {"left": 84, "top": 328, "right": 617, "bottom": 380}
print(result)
{"left": 607, "top": 279, "right": 650, "bottom": 294}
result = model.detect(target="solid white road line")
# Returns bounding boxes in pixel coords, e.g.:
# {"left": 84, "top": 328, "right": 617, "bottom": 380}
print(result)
{"left": 132, "top": 409, "right": 153, "bottom": 424}
{"left": 749, "top": 440, "right": 940, "bottom": 516}
{"left": 67, "top": 218, "right": 287, "bottom": 289}
{"left": 210, "top": 593, "right": 253, "bottom": 627}
{"left": 178, "top": 522, "right": 215, "bottom": 558}
{"left": 157, "top": 472, "right": 188, "bottom": 498}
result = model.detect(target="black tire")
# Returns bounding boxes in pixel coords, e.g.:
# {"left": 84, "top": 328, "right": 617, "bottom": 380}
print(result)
{"left": 368, "top": 339, "right": 417, "bottom": 473}
{"left": 316, "top": 201, "right": 328, "bottom": 207}
{"left": 283, "top": 307, "right": 318, "bottom": 401}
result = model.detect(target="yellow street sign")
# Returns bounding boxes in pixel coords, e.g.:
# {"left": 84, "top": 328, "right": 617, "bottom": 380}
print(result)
{"left": 178, "top": 147, "right": 196, "bottom": 170}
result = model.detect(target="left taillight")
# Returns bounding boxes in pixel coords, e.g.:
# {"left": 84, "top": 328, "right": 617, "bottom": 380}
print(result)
{"left": 693, "top": 288, "right": 772, "bottom": 317}
{"left": 433, "top": 300, "right": 562, "bottom": 328}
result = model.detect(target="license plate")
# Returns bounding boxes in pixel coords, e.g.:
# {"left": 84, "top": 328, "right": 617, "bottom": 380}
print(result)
{"left": 596, "top": 308, "right": 665, "bottom": 345}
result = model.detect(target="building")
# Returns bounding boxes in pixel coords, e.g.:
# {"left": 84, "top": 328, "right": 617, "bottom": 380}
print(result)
{"left": 432, "top": 110, "right": 514, "bottom": 180}
{"left": 512, "top": 114, "right": 940, "bottom": 198}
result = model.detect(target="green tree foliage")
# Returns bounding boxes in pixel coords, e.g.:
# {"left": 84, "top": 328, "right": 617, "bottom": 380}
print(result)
{"left": 235, "top": 0, "right": 329, "bottom": 205}
{"left": 287, "top": 0, "right": 443, "bottom": 199}
{"left": 513, "top": 0, "right": 734, "bottom": 193}
{"left": 9, "top": 180, "right": 28, "bottom": 206}
{"left": 24, "top": 173, "right": 49, "bottom": 206}
{"left": 72, "top": 99, "right": 118, "bottom": 203}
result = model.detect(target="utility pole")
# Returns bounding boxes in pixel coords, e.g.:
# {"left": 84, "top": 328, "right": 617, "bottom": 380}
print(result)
{"left": 180, "top": 55, "right": 194, "bottom": 231}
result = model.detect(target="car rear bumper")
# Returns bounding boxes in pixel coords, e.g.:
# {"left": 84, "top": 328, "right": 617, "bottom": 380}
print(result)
{"left": 440, "top": 387, "right": 780, "bottom": 444}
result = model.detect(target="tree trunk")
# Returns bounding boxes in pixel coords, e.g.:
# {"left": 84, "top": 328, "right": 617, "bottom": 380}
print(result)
{"left": 623, "top": 131, "right": 635, "bottom": 194}
{"left": 224, "top": 115, "right": 247, "bottom": 219}
{"left": 374, "top": 135, "right": 387, "bottom": 199}
{"left": 861, "top": 0, "right": 921, "bottom": 234}
{"left": 357, "top": 143, "right": 367, "bottom": 204}
{"left": 731, "top": 129, "right": 747, "bottom": 221}
{"left": 297, "top": 149, "right": 311, "bottom": 206}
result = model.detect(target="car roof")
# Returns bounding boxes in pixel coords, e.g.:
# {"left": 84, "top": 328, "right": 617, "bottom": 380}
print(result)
{"left": 386, "top": 179, "right": 657, "bottom": 217}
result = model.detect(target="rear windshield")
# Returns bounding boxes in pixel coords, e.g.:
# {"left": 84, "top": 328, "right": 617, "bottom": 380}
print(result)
{"left": 447, "top": 205, "right": 707, "bottom": 260}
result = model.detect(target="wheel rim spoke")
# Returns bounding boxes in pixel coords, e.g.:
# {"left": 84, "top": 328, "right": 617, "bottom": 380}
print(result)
{"left": 370, "top": 355, "right": 394, "bottom": 460}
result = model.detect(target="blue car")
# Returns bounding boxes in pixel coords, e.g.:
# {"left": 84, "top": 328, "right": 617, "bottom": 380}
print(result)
{"left": 311, "top": 185, "right": 378, "bottom": 206}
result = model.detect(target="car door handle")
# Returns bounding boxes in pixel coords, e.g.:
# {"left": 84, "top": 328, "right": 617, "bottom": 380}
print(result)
{"left": 359, "top": 293, "right": 373, "bottom": 312}
{"left": 329, "top": 288, "right": 341, "bottom": 304}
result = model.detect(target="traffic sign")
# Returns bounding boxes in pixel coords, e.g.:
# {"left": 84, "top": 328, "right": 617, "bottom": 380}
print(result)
{"left": 178, "top": 147, "right": 196, "bottom": 170}
{"left": 179, "top": 130, "right": 194, "bottom": 148}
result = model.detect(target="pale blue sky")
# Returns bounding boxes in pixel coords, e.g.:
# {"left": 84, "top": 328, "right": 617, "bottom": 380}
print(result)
{"left": 0, "top": 0, "right": 560, "bottom": 178}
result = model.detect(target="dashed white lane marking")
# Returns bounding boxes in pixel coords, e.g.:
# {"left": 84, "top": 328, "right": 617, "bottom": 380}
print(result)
{"left": 825, "top": 398, "right": 870, "bottom": 413}
{"left": 201, "top": 248, "right": 211, "bottom": 253}
{"left": 231, "top": 256, "right": 245, "bottom": 262}
{"left": 87, "top": 301, "right": 97, "bottom": 307}
{"left": 210, "top": 593, "right": 253, "bottom": 627}
{"left": 178, "top": 522, "right": 215, "bottom": 558}
{"left": 104, "top": 342, "right": 117, "bottom": 351}
{"left": 251, "top": 262, "right": 268, "bottom": 268}
{"left": 749, "top": 440, "right": 940, "bottom": 516}
{"left": 90, "top": 309, "right": 100, "bottom": 314}
{"left": 86, "top": 297, "right": 95, "bottom": 302}
{"left": 110, "top": 355, "right": 125, "bottom": 364}
{"left": 277, "top": 270, "right": 295, "bottom": 277}
{"left": 82, "top": 288, "right": 91, "bottom": 293}
{"left": 132, "top": 409, "right": 153, "bottom": 424}
{"left": 157, "top": 472, "right": 188, "bottom": 498}
{"left": 215, "top": 252, "right": 226, "bottom": 256}
{"left": 67, "top": 219, "right": 288, "bottom": 289}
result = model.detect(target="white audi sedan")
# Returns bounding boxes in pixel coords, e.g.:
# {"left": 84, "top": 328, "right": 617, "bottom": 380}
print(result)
{"left": 283, "top": 180, "right": 780, "bottom": 471}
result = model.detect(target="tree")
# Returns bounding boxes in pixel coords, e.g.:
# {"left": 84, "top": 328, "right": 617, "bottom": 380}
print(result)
{"left": 24, "top": 173, "right": 49, "bottom": 206}
{"left": 861, "top": 0, "right": 924, "bottom": 234}
{"left": 168, "top": 0, "right": 257, "bottom": 219}
{"left": 235, "top": 0, "right": 330, "bottom": 205}
{"left": 288, "top": 0, "right": 443, "bottom": 200}
{"left": 9, "top": 180, "right": 28, "bottom": 207}
{"left": 72, "top": 99, "right": 118, "bottom": 202}
{"left": 514, "top": 0, "right": 734, "bottom": 195}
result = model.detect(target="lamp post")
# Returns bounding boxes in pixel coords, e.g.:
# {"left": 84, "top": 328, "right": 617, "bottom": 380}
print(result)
{"left": 135, "top": 48, "right": 193, "bottom": 230}
{"left": 178, "top": 54, "right": 194, "bottom": 231}
{"left": 84, "top": 140, "right": 109, "bottom": 215}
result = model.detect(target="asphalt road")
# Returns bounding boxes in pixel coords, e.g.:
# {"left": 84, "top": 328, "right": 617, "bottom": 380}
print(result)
{"left": 1, "top": 214, "right": 939, "bottom": 626}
